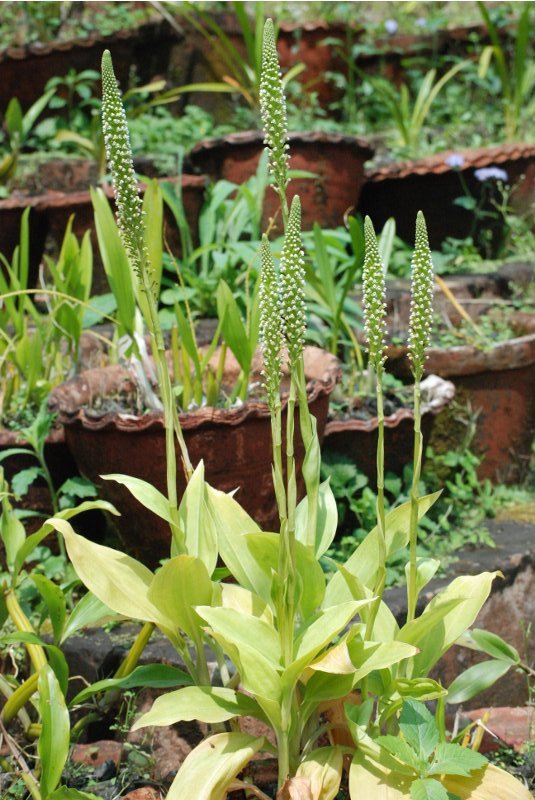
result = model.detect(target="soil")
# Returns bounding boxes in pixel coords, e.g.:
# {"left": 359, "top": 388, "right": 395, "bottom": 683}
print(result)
{"left": 328, "top": 387, "right": 411, "bottom": 423}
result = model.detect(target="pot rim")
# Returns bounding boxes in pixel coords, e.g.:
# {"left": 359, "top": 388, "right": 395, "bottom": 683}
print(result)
{"left": 50, "top": 346, "right": 341, "bottom": 434}
{"left": 190, "top": 129, "right": 375, "bottom": 158}
{"left": 325, "top": 374, "right": 455, "bottom": 434}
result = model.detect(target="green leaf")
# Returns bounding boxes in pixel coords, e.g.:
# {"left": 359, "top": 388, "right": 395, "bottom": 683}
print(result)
{"left": 148, "top": 555, "right": 213, "bottom": 640}
{"left": 31, "top": 574, "right": 67, "bottom": 644}
{"left": 196, "top": 605, "right": 281, "bottom": 666}
{"left": 11, "top": 466, "right": 43, "bottom": 498}
{"left": 142, "top": 179, "right": 163, "bottom": 297}
{"left": 132, "top": 686, "right": 263, "bottom": 729}
{"left": 429, "top": 742, "right": 487, "bottom": 777}
{"left": 70, "top": 664, "right": 192, "bottom": 706}
{"left": 178, "top": 462, "right": 218, "bottom": 575}
{"left": 61, "top": 592, "right": 116, "bottom": 643}
{"left": 166, "top": 732, "right": 265, "bottom": 800}
{"left": 1, "top": 498, "right": 26, "bottom": 570}
{"left": 376, "top": 735, "right": 421, "bottom": 771}
{"left": 47, "top": 791, "right": 100, "bottom": 800}
{"left": 466, "top": 628, "right": 520, "bottom": 664}
{"left": 49, "top": 518, "right": 171, "bottom": 631}
{"left": 410, "top": 573, "right": 498, "bottom": 677}
{"left": 245, "top": 532, "right": 325, "bottom": 618}
{"left": 399, "top": 699, "right": 438, "bottom": 762}
{"left": 102, "top": 473, "right": 175, "bottom": 524}
{"left": 295, "top": 477, "right": 338, "bottom": 558}
{"left": 38, "top": 664, "right": 70, "bottom": 799}
{"left": 410, "top": 778, "right": 449, "bottom": 800}
{"left": 325, "top": 493, "right": 441, "bottom": 605}
{"left": 446, "top": 659, "right": 511, "bottom": 705}
{"left": 216, "top": 279, "right": 251, "bottom": 372}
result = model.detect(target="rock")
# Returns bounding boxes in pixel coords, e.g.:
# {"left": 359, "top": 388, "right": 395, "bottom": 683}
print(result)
{"left": 462, "top": 707, "right": 535, "bottom": 753}
{"left": 122, "top": 789, "right": 161, "bottom": 800}
{"left": 71, "top": 740, "right": 123, "bottom": 769}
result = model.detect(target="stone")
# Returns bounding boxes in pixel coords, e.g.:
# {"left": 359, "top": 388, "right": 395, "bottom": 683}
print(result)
{"left": 71, "top": 740, "right": 123, "bottom": 769}
{"left": 122, "top": 788, "right": 161, "bottom": 800}
{"left": 461, "top": 707, "right": 535, "bottom": 753}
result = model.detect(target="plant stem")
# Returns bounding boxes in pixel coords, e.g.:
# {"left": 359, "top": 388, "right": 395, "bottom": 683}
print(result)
{"left": 113, "top": 622, "right": 154, "bottom": 679}
{"left": 4, "top": 589, "right": 46, "bottom": 672}
{"left": 366, "top": 366, "right": 387, "bottom": 639}
{"left": 1, "top": 672, "right": 39, "bottom": 725}
{"left": 407, "top": 377, "right": 423, "bottom": 622}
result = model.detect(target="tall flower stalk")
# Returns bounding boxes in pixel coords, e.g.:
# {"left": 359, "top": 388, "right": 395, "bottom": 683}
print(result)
{"left": 406, "top": 211, "right": 434, "bottom": 622}
{"left": 101, "top": 50, "right": 192, "bottom": 540}
{"left": 362, "top": 216, "right": 388, "bottom": 637}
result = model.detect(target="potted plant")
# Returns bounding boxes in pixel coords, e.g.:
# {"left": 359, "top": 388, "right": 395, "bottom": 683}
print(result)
{"left": 40, "top": 37, "right": 531, "bottom": 798}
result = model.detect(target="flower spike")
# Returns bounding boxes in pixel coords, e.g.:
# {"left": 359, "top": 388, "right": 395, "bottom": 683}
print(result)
{"left": 408, "top": 211, "right": 434, "bottom": 380}
{"left": 260, "top": 18, "right": 290, "bottom": 194}
{"left": 260, "top": 235, "right": 283, "bottom": 411}
{"left": 280, "top": 196, "right": 306, "bottom": 367}
{"left": 362, "top": 216, "right": 387, "bottom": 372}
{"left": 101, "top": 49, "right": 150, "bottom": 291}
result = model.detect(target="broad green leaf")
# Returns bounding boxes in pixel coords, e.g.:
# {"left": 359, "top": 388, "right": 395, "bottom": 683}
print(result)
{"left": 410, "top": 573, "right": 498, "bottom": 677}
{"left": 12, "top": 466, "right": 43, "bottom": 497}
{"left": 325, "top": 493, "right": 441, "bottom": 606}
{"left": 49, "top": 518, "right": 170, "bottom": 631}
{"left": 148, "top": 555, "right": 213, "bottom": 640}
{"left": 460, "top": 628, "right": 520, "bottom": 665}
{"left": 296, "top": 746, "right": 344, "bottom": 800}
{"left": 1, "top": 499, "right": 26, "bottom": 569}
{"left": 446, "top": 659, "right": 511, "bottom": 705}
{"left": 429, "top": 743, "right": 487, "bottom": 777}
{"left": 375, "top": 735, "right": 421, "bottom": 771}
{"left": 32, "top": 574, "right": 67, "bottom": 643}
{"left": 196, "top": 605, "right": 281, "bottom": 665}
{"left": 397, "top": 599, "right": 463, "bottom": 649}
{"left": 38, "top": 664, "right": 70, "bottom": 799}
{"left": 404, "top": 558, "right": 440, "bottom": 597}
{"left": 47, "top": 790, "right": 100, "bottom": 800}
{"left": 132, "top": 686, "right": 263, "bottom": 729}
{"left": 301, "top": 670, "right": 356, "bottom": 707}
{"left": 312, "top": 638, "right": 418, "bottom": 681}
{"left": 286, "top": 601, "right": 372, "bottom": 687}
{"left": 102, "top": 474, "right": 174, "bottom": 524}
{"left": 61, "top": 592, "right": 117, "bottom": 643}
{"left": 399, "top": 700, "right": 438, "bottom": 761}
{"left": 166, "top": 732, "right": 265, "bottom": 800}
{"left": 295, "top": 478, "right": 338, "bottom": 558}
{"left": 13, "top": 500, "right": 118, "bottom": 578}
{"left": 178, "top": 462, "right": 218, "bottom": 575}
{"left": 245, "top": 532, "right": 325, "bottom": 618}
{"left": 410, "top": 778, "right": 449, "bottom": 800}
{"left": 219, "top": 583, "right": 273, "bottom": 624}
{"left": 71, "top": 663, "right": 192, "bottom": 706}
{"left": 205, "top": 484, "right": 264, "bottom": 595}
{"left": 337, "top": 565, "right": 399, "bottom": 641}
{"left": 349, "top": 745, "right": 415, "bottom": 798}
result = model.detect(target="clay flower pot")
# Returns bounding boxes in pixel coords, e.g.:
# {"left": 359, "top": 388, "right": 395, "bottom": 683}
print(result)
{"left": 189, "top": 130, "right": 374, "bottom": 230}
{"left": 48, "top": 347, "right": 340, "bottom": 567}
{"left": 358, "top": 142, "right": 535, "bottom": 250}
{"left": 323, "top": 375, "right": 455, "bottom": 485}
{"left": 386, "top": 313, "right": 535, "bottom": 483}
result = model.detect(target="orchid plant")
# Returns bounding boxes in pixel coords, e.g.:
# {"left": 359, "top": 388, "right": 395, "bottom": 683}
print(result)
{"left": 41, "top": 21, "right": 532, "bottom": 800}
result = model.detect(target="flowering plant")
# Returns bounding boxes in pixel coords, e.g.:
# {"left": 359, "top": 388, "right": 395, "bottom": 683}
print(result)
{"left": 47, "top": 22, "right": 531, "bottom": 800}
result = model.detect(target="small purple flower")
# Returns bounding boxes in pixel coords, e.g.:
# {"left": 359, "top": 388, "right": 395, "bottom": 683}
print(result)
{"left": 384, "top": 19, "right": 399, "bottom": 34}
{"left": 445, "top": 153, "right": 465, "bottom": 169}
{"left": 415, "top": 17, "right": 427, "bottom": 28}
{"left": 474, "top": 166, "right": 509, "bottom": 182}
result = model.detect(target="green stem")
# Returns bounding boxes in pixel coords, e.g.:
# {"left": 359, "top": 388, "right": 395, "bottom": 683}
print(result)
{"left": 407, "top": 377, "right": 423, "bottom": 623}
{"left": 4, "top": 589, "right": 46, "bottom": 673}
{"left": 366, "top": 366, "right": 387, "bottom": 639}
{"left": 1, "top": 672, "right": 39, "bottom": 726}
{"left": 113, "top": 622, "right": 154, "bottom": 679}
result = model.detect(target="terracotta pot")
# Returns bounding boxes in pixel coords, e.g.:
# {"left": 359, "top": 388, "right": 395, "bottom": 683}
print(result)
{"left": 48, "top": 347, "right": 340, "bottom": 566}
{"left": 0, "top": 175, "right": 206, "bottom": 294}
{"left": 386, "top": 313, "right": 535, "bottom": 483}
{"left": 189, "top": 130, "right": 374, "bottom": 230}
{"left": 277, "top": 21, "right": 362, "bottom": 107}
{"left": 358, "top": 142, "right": 535, "bottom": 251}
{"left": 323, "top": 375, "right": 455, "bottom": 485}
{"left": 0, "top": 20, "right": 179, "bottom": 111}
